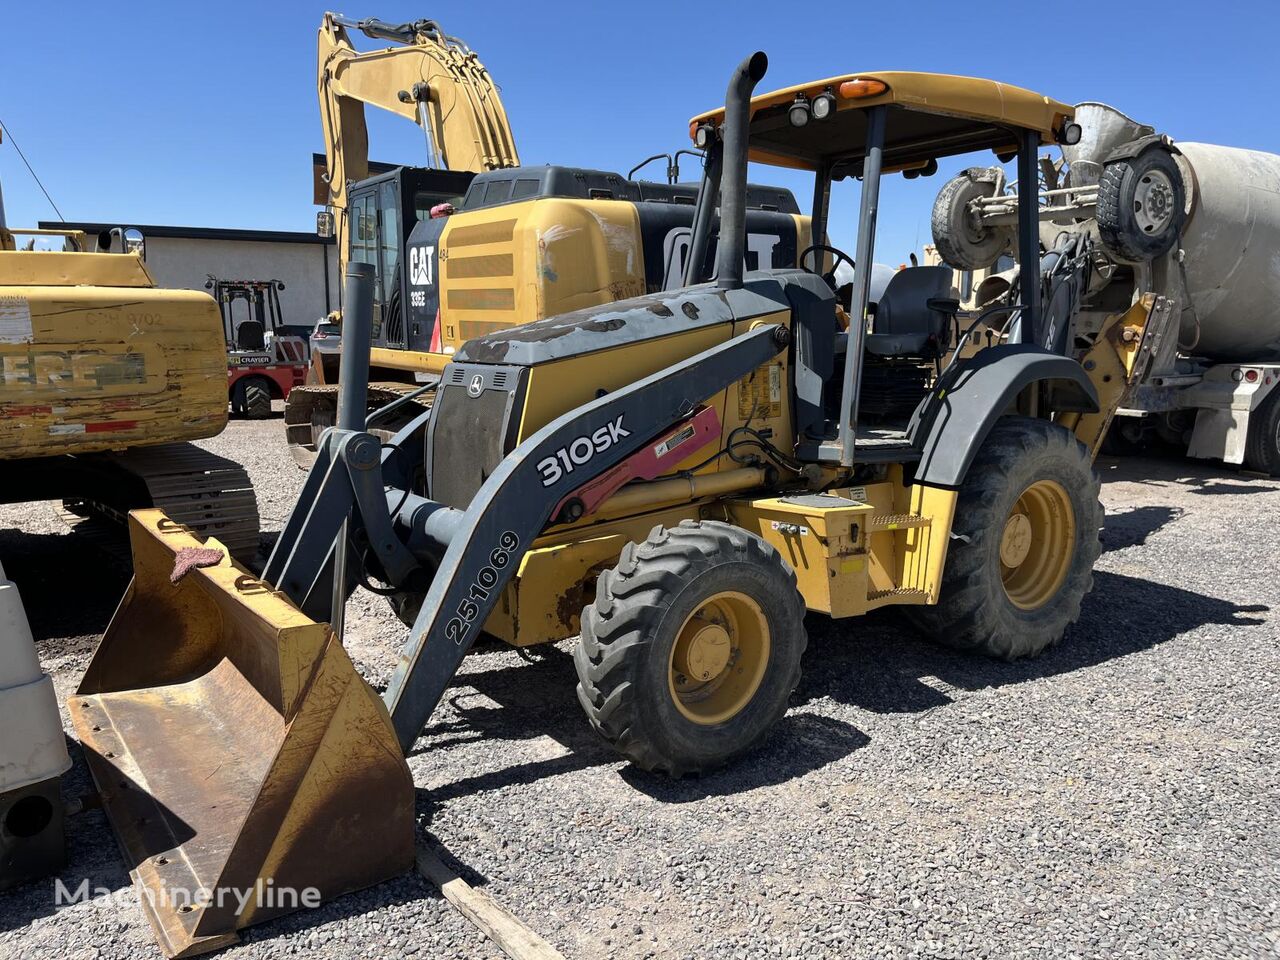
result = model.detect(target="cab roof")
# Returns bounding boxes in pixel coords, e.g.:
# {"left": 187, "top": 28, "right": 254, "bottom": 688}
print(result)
{"left": 689, "top": 71, "right": 1074, "bottom": 174}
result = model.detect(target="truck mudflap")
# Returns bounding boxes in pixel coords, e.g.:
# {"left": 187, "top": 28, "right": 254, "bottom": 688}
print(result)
{"left": 72, "top": 511, "right": 413, "bottom": 958}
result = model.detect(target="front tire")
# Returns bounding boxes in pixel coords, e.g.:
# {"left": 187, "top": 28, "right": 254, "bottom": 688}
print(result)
{"left": 907, "top": 417, "right": 1102, "bottom": 659}
{"left": 244, "top": 378, "right": 273, "bottom": 419}
{"left": 574, "top": 520, "right": 806, "bottom": 776}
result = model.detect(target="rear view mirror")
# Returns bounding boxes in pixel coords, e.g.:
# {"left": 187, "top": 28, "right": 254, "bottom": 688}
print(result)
{"left": 123, "top": 228, "right": 145, "bottom": 260}
{"left": 316, "top": 210, "right": 335, "bottom": 238}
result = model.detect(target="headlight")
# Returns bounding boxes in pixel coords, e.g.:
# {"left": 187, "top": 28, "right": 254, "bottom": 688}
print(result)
{"left": 788, "top": 96, "right": 811, "bottom": 128}
{"left": 811, "top": 91, "right": 836, "bottom": 121}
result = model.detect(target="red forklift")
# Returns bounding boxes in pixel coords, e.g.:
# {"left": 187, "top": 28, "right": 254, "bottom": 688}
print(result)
{"left": 205, "top": 276, "right": 311, "bottom": 419}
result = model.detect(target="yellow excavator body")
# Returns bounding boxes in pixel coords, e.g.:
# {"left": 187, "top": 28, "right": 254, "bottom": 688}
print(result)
{"left": 0, "top": 226, "right": 260, "bottom": 558}
{"left": 0, "top": 249, "right": 227, "bottom": 459}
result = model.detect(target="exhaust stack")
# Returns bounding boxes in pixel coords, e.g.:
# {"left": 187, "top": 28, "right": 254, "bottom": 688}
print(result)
{"left": 715, "top": 51, "right": 768, "bottom": 290}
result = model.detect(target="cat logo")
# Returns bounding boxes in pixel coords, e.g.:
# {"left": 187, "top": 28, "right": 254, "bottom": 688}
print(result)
{"left": 467, "top": 373, "right": 484, "bottom": 398}
{"left": 409, "top": 245, "right": 435, "bottom": 286}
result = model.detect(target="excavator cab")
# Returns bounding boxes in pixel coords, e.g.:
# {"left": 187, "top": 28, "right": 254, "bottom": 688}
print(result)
{"left": 76, "top": 53, "right": 1168, "bottom": 957}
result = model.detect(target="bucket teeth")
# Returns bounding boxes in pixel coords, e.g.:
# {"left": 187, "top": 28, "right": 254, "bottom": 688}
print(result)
{"left": 73, "top": 509, "right": 414, "bottom": 958}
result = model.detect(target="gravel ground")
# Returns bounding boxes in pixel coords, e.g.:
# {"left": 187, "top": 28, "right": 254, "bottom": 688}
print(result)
{"left": 2, "top": 410, "right": 1278, "bottom": 960}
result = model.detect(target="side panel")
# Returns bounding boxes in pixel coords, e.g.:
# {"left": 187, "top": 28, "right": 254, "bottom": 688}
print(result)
{"left": 434, "top": 198, "right": 646, "bottom": 351}
{"left": 517, "top": 326, "right": 728, "bottom": 443}
{"left": 0, "top": 284, "right": 228, "bottom": 460}
{"left": 632, "top": 204, "right": 801, "bottom": 291}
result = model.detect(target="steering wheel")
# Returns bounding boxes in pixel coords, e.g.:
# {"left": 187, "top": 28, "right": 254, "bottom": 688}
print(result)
{"left": 798, "top": 243, "right": 855, "bottom": 289}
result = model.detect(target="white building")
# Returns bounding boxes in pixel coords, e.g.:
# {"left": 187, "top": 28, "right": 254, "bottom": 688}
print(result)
{"left": 42, "top": 220, "right": 339, "bottom": 328}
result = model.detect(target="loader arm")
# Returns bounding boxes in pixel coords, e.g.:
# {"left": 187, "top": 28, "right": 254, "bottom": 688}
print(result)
{"left": 318, "top": 11, "right": 520, "bottom": 272}
{"left": 263, "top": 320, "right": 789, "bottom": 752}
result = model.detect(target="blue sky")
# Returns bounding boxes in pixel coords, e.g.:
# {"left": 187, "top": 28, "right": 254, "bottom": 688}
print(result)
{"left": 2, "top": 0, "right": 1274, "bottom": 261}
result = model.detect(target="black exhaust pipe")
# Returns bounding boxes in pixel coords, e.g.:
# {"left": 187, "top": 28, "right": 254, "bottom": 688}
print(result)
{"left": 715, "top": 51, "right": 769, "bottom": 291}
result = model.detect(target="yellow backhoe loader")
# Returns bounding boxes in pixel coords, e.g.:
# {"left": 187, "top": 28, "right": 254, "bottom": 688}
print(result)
{"left": 285, "top": 12, "right": 810, "bottom": 465}
{"left": 71, "top": 54, "right": 1171, "bottom": 956}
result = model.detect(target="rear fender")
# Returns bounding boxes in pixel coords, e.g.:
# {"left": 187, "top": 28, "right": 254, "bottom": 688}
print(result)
{"left": 908, "top": 344, "right": 1098, "bottom": 488}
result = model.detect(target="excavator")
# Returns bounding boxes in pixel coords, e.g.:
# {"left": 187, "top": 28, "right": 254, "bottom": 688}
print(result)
{"left": 0, "top": 179, "right": 259, "bottom": 559}
{"left": 284, "top": 13, "right": 809, "bottom": 464}
{"left": 56, "top": 53, "right": 1175, "bottom": 956}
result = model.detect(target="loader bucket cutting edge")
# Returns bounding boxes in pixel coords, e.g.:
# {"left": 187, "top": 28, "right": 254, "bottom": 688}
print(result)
{"left": 72, "top": 509, "right": 414, "bottom": 959}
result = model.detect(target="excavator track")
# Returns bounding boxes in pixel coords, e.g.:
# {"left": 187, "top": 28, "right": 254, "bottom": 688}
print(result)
{"left": 284, "top": 381, "right": 435, "bottom": 468}
{"left": 61, "top": 443, "right": 260, "bottom": 563}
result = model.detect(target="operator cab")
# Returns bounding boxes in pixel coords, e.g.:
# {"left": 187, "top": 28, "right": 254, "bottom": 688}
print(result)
{"left": 689, "top": 70, "right": 1077, "bottom": 465}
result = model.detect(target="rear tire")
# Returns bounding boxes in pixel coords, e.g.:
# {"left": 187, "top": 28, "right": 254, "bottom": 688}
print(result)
{"left": 931, "top": 169, "right": 1014, "bottom": 270}
{"left": 1244, "top": 386, "right": 1280, "bottom": 476}
{"left": 244, "top": 378, "right": 272, "bottom": 419}
{"left": 906, "top": 417, "right": 1102, "bottom": 659}
{"left": 574, "top": 520, "right": 806, "bottom": 776}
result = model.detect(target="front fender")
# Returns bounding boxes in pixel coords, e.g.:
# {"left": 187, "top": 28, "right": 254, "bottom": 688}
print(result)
{"left": 908, "top": 344, "right": 1098, "bottom": 488}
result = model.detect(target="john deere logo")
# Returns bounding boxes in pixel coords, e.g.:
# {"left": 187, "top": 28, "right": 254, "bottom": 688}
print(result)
{"left": 467, "top": 374, "right": 484, "bottom": 398}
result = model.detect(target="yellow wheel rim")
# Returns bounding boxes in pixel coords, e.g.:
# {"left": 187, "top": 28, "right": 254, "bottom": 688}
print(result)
{"left": 1000, "top": 479, "right": 1075, "bottom": 610}
{"left": 668, "top": 591, "right": 770, "bottom": 725}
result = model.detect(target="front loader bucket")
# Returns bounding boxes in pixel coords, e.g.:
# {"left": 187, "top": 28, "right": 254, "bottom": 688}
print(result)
{"left": 72, "top": 510, "right": 414, "bottom": 958}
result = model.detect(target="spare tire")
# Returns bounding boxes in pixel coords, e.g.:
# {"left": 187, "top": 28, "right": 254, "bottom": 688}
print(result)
{"left": 931, "top": 169, "right": 1015, "bottom": 270}
{"left": 1096, "top": 146, "right": 1186, "bottom": 262}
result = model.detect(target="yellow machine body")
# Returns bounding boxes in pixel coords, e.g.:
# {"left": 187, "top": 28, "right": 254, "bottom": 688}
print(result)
{"left": 0, "top": 249, "right": 228, "bottom": 459}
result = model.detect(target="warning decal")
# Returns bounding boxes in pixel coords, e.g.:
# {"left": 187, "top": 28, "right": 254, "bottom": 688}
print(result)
{"left": 737, "top": 362, "right": 783, "bottom": 420}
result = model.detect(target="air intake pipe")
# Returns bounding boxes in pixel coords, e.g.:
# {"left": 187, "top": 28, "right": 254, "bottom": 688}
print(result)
{"left": 715, "top": 51, "right": 769, "bottom": 290}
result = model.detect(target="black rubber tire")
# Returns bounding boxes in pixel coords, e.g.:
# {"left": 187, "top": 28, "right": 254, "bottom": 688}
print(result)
{"left": 574, "top": 520, "right": 806, "bottom": 776}
{"left": 905, "top": 417, "right": 1102, "bottom": 660}
{"left": 244, "top": 378, "right": 273, "bottom": 419}
{"left": 931, "top": 169, "right": 1014, "bottom": 270}
{"left": 1096, "top": 147, "right": 1186, "bottom": 262}
{"left": 1244, "top": 386, "right": 1280, "bottom": 476}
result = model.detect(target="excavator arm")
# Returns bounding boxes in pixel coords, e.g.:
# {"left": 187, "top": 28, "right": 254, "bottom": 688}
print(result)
{"left": 317, "top": 11, "right": 520, "bottom": 265}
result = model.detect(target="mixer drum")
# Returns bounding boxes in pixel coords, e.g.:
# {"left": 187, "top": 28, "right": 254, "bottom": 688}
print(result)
{"left": 1175, "top": 142, "right": 1280, "bottom": 361}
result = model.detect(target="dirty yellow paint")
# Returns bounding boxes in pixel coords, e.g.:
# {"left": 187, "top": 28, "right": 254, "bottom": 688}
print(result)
{"left": 436, "top": 198, "right": 646, "bottom": 354}
{"left": 0, "top": 251, "right": 227, "bottom": 459}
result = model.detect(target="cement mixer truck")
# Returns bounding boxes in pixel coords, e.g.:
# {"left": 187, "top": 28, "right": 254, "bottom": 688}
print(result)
{"left": 930, "top": 103, "right": 1280, "bottom": 475}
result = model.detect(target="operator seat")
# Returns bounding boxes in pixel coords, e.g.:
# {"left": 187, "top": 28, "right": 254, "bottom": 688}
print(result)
{"left": 235, "top": 320, "right": 266, "bottom": 352}
{"left": 863, "top": 266, "right": 957, "bottom": 358}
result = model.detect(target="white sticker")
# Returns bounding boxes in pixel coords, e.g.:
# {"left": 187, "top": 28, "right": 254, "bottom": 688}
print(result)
{"left": 654, "top": 424, "right": 695, "bottom": 458}
{"left": 0, "top": 296, "right": 33, "bottom": 344}
{"left": 847, "top": 486, "right": 869, "bottom": 503}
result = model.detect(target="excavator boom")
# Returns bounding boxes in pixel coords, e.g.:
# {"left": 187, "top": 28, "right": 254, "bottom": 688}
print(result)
{"left": 317, "top": 11, "right": 519, "bottom": 266}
